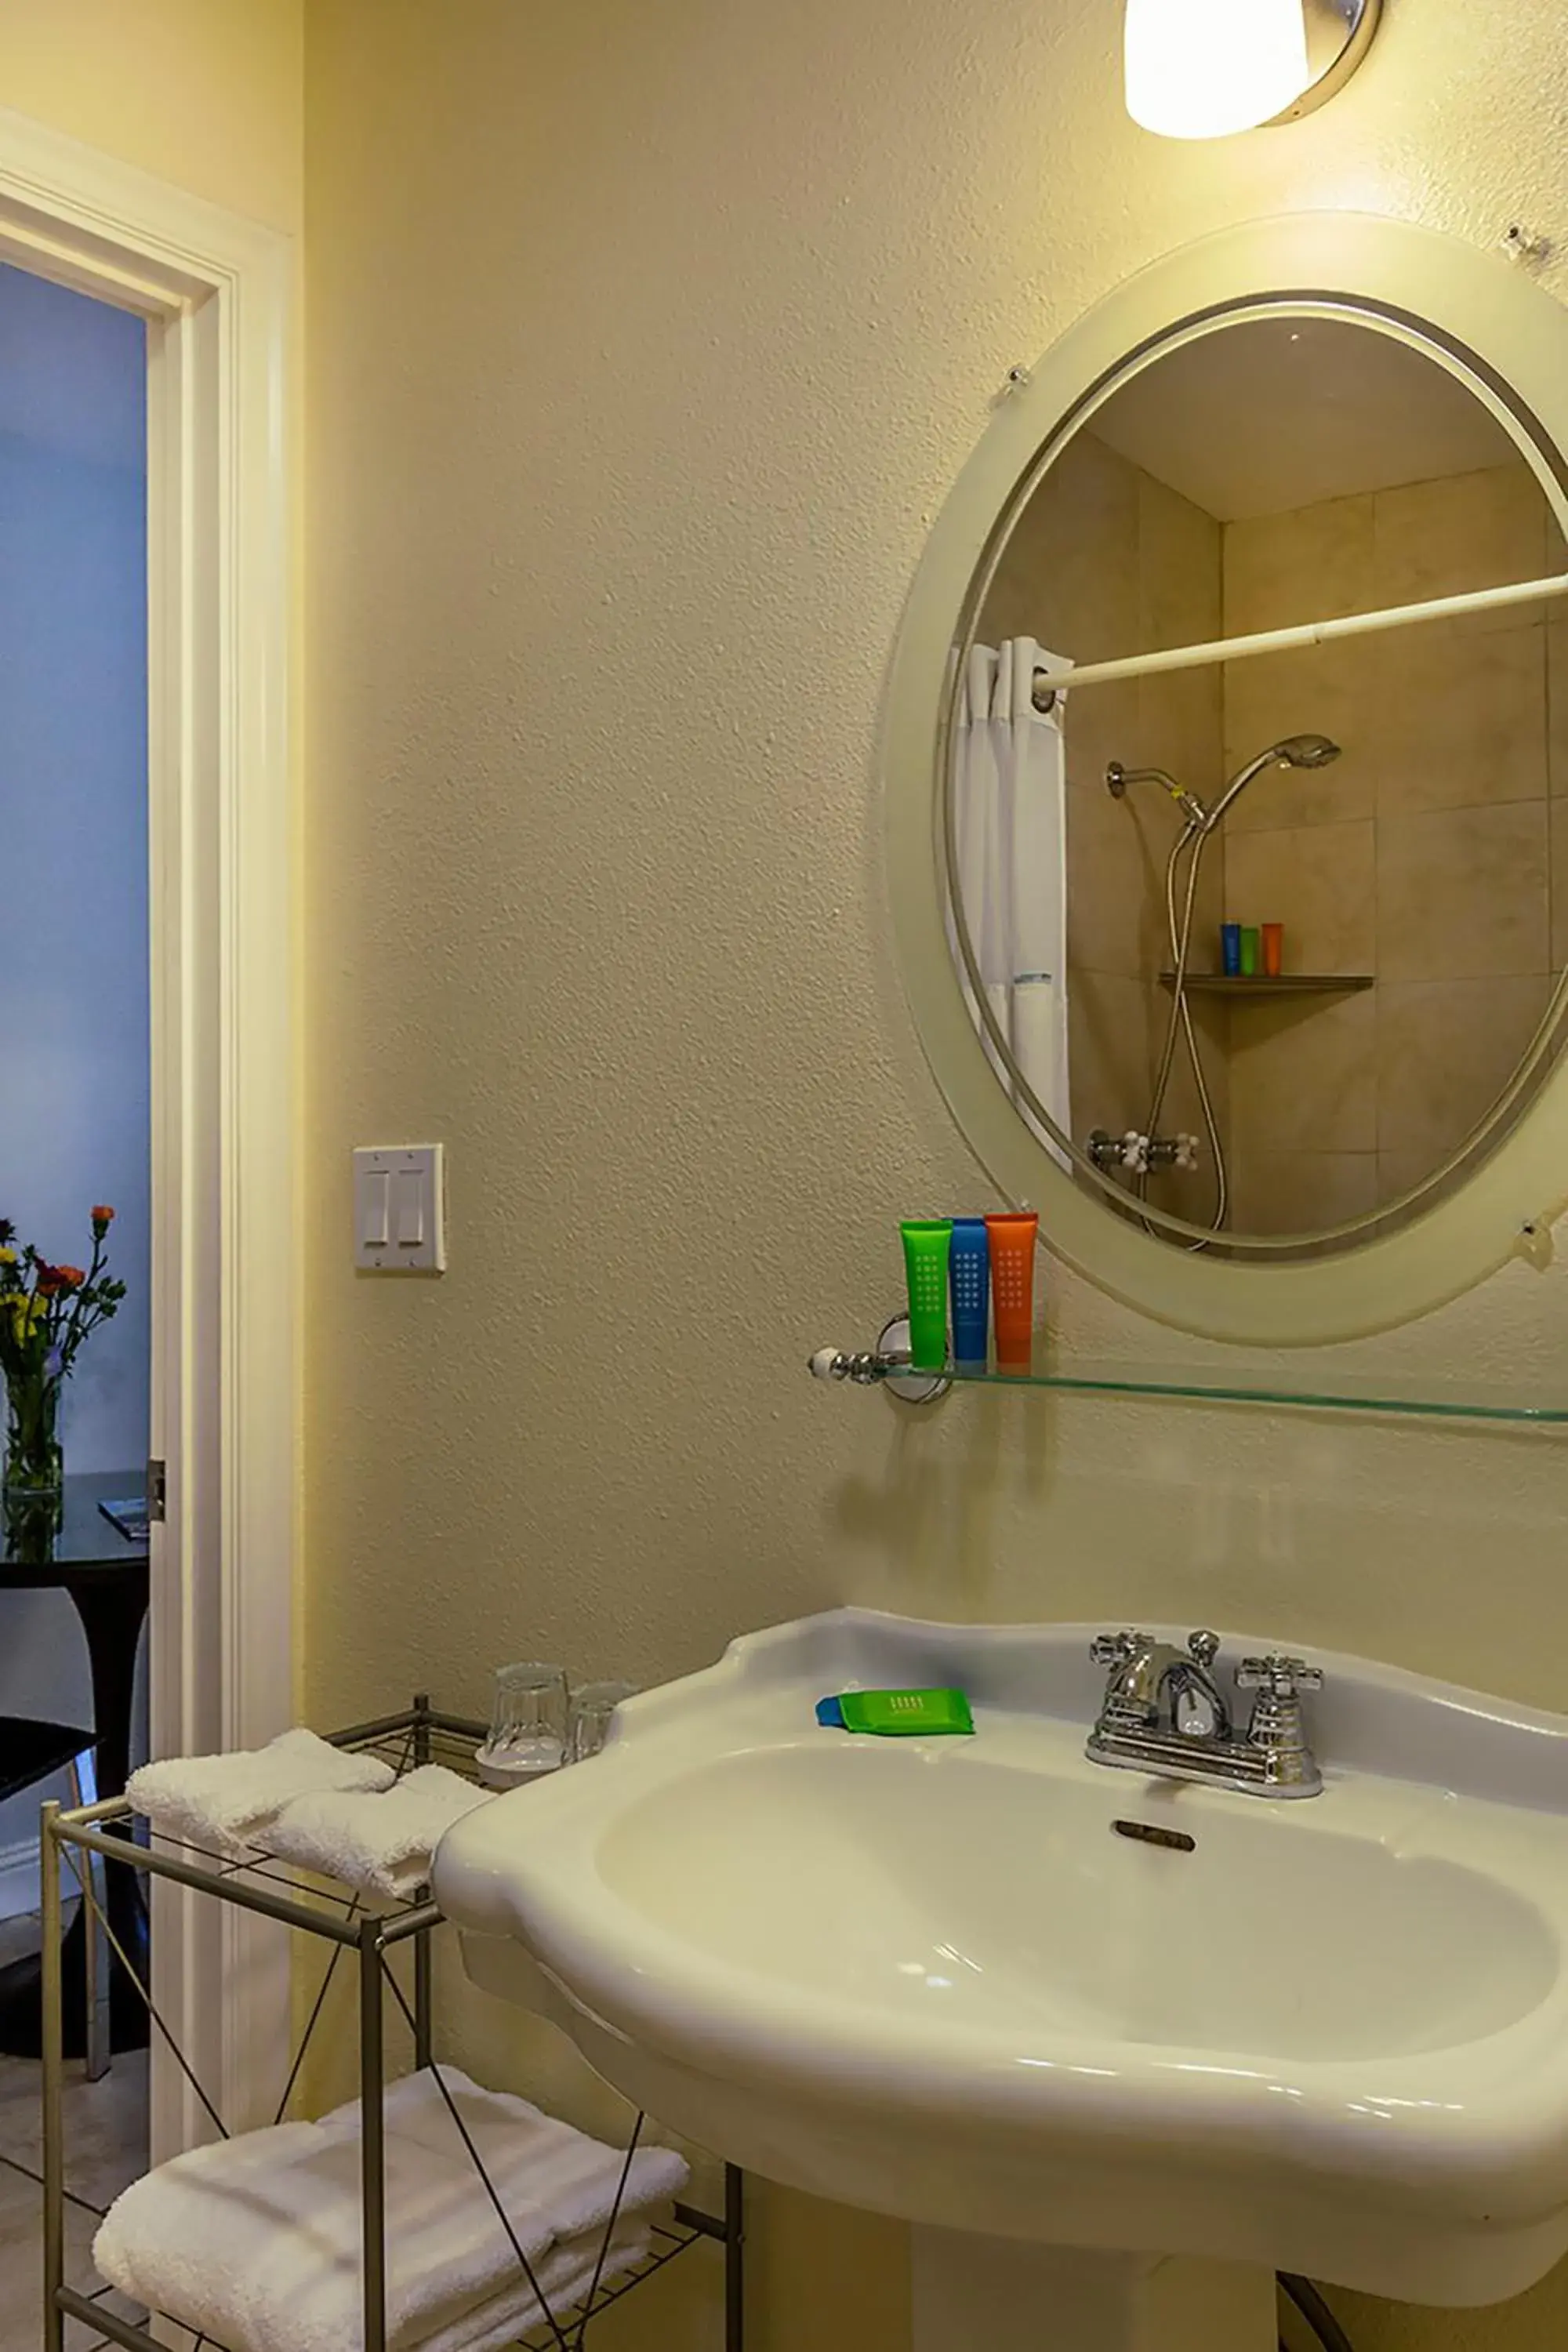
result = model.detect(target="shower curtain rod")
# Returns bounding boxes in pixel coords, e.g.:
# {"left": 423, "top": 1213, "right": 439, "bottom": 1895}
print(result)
{"left": 1030, "top": 568, "right": 1568, "bottom": 707}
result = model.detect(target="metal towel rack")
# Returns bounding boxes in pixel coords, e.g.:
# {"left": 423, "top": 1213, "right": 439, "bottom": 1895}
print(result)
{"left": 42, "top": 1696, "right": 745, "bottom": 2352}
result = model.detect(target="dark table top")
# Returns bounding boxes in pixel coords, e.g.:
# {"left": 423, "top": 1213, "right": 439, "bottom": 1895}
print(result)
{"left": 0, "top": 1469, "right": 150, "bottom": 1585}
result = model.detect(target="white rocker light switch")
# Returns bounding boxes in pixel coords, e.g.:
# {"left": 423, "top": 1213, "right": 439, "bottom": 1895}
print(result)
{"left": 354, "top": 1145, "right": 445, "bottom": 1272}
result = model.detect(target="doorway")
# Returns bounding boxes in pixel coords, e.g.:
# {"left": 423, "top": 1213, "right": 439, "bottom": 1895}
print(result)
{"left": 0, "top": 256, "right": 154, "bottom": 2328}
{"left": 0, "top": 100, "right": 296, "bottom": 2194}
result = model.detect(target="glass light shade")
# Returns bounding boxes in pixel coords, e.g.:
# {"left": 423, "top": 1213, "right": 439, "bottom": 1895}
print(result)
{"left": 1124, "top": 0, "right": 1312, "bottom": 138}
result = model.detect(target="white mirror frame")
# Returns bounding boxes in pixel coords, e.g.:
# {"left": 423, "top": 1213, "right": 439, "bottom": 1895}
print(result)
{"left": 886, "top": 212, "right": 1568, "bottom": 1346}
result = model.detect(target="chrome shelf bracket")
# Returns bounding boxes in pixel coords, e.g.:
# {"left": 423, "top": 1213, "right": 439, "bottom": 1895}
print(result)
{"left": 808, "top": 1313, "right": 951, "bottom": 1406}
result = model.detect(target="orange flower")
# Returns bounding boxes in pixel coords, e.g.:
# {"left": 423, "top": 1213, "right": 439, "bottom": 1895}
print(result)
{"left": 47, "top": 1265, "right": 86, "bottom": 1294}
{"left": 91, "top": 1207, "right": 115, "bottom": 1229}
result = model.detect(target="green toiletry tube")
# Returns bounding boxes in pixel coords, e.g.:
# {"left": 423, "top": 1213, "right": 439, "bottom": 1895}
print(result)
{"left": 901, "top": 1220, "right": 953, "bottom": 1370}
{"left": 816, "top": 1689, "right": 975, "bottom": 1735}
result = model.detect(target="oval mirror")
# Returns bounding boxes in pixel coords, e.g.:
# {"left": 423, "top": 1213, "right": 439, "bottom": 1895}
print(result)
{"left": 887, "top": 219, "right": 1568, "bottom": 1341}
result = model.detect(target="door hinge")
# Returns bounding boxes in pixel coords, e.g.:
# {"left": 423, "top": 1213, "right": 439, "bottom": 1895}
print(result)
{"left": 146, "top": 1458, "right": 167, "bottom": 1524}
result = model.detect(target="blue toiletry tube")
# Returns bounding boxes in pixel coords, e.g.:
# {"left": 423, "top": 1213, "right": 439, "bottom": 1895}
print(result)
{"left": 949, "top": 1218, "right": 990, "bottom": 1366}
{"left": 1221, "top": 922, "right": 1241, "bottom": 975}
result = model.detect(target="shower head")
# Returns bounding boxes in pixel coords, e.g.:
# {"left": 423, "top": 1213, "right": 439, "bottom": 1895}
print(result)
{"left": 1274, "top": 734, "right": 1342, "bottom": 770}
{"left": 1203, "top": 733, "right": 1343, "bottom": 831}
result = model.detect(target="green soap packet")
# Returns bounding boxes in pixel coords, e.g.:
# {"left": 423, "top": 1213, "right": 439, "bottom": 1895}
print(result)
{"left": 817, "top": 1687, "right": 975, "bottom": 1736}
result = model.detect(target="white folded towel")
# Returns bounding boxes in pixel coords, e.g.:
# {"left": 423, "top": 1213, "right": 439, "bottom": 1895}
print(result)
{"left": 95, "top": 2065, "right": 688, "bottom": 2352}
{"left": 127, "top": 1728, "right": 396, "bottom": 1856}
{"left": 265, "top": 1766, "right": 492, "bottom": 1900}
{"left": 321, "top": 2066, "right": 688, "bottom": 2247}
{"left": 417, "top": 2223, "right": 650, "bottom": 2352}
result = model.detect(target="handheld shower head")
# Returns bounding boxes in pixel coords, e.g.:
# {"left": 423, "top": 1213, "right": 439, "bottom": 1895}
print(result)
{"left": 1275, "top": 734, "right": 1342, "bottom": 770}
{"left": 1203, "top": 733, "right": 1343, "bottom": 830}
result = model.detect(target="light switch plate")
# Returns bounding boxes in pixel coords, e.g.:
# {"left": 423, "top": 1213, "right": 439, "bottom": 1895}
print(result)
{"left": 354, "top": 1145, "right": 445, "bottom": 1272}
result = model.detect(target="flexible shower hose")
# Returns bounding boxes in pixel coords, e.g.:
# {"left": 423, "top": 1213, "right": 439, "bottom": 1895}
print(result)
{"left": 1138, "top": 819, "right": 1229, "bottom": 1238}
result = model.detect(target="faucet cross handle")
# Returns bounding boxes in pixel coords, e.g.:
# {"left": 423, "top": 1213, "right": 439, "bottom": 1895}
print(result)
{"left": 1090, "top": 1629, "right": 1158, "bottom": 1666}
{"left": 1236, "top": 1653, "right": 1323, "bottom": 1700}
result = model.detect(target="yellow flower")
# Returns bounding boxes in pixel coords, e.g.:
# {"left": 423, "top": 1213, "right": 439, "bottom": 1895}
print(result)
{"left": 0, "top": 1248, "right": 14, "bottom": 1266}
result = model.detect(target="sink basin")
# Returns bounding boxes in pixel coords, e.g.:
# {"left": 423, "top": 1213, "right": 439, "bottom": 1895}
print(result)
{"left": 597, "top": 1746, "right": 1552, "bottom": 2067}
{"left": 435, "top": 1611, "right": 1568, "bottom": 2309}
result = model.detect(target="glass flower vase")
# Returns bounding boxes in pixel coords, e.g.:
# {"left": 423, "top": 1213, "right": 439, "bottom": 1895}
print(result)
{"left": 3, "top": 1374, "right": 64, "bottom": 1497}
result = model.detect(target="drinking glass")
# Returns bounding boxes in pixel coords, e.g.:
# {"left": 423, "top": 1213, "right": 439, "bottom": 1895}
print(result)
{"left": 485, "top": 1661, "right": 568, "bottom": 1774}
{"left": 568, "top": 1680, "right": 637, "bottom": 1763}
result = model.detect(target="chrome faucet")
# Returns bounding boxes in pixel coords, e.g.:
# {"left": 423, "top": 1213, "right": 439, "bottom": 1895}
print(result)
{"left": 1087, "top": 1629, "right": 1323, "bottom": 1798}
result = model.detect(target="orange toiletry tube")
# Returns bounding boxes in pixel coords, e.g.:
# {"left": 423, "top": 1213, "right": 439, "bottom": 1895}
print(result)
{"left": 985, "top": 1211, "right": 1039, "bottom": 1372}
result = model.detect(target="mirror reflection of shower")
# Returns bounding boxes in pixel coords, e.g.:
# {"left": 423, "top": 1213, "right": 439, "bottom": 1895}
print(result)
{"left": 1112, "top": 734, "right": 1343, "bottom": 1236}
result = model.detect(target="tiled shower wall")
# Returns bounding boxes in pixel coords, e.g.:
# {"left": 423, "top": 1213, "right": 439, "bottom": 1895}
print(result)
{"left": 981, "top": 446, "right": 1566, "bottom": 1239}
{"left": 1219, "top": 459, "right": 1566, "bottom": 1234}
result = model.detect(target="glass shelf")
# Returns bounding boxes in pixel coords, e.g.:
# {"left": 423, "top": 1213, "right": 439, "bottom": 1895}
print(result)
{"left": 1158, "top": 972, "right": 1375, "bottom": 997}
{"left": 921, "top": 1359, "right": 1568, "bottom": 1425}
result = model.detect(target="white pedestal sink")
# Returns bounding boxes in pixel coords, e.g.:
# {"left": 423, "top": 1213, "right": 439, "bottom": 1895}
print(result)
{"left": 435, "top": 1612, "right": 1568, "bottom": 2347}
{"left": 907, "top": 2236, "right": 1279, "bottom": 2352}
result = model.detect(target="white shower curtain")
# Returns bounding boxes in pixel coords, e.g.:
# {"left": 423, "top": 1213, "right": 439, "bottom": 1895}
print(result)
{"left": 952, "top": 637, "right": 1071, "bottom": 1163}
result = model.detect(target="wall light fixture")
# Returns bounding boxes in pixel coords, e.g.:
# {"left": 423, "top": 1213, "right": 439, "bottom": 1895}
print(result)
{"left": 1124, "top": 0, "right": 1381, "bottom": 138}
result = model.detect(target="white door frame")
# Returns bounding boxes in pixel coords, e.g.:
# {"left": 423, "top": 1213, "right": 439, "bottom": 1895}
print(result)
{"left": 0, "top": 109, "right": 295, "bottom": 2147}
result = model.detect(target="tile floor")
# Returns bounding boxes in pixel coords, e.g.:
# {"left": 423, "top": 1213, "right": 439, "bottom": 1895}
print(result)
{"left": 0, "top": 1907, "right": 151, "bottom": 2350}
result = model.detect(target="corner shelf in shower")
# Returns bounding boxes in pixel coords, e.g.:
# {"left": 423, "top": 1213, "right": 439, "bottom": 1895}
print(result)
{"left": 1158, "top": 971, "right": 1375, "bottom": 996}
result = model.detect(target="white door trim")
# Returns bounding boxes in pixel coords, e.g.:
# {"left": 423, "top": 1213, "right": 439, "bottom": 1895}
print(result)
{"left": 0, "top": 107, "right": 295, "bottom": 2148}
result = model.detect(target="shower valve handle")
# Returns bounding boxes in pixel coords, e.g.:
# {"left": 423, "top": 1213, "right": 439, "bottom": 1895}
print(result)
{"left": 1087, "top": 1132, "right": 1198, "bottom": 1176}
{"left": 1087, "top": 1131, "right": 1152, "bottom": 1174}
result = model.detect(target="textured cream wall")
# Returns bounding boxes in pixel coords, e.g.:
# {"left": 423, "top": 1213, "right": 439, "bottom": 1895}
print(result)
{"left": 0, "top": 0, "right": 303, "bottom": 230}
{"left": 303, "top": 4, "right": 1568, "bottom": 2349}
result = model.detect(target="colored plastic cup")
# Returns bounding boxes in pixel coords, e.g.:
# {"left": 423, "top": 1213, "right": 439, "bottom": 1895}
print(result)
{"left": 1221, "top": 923, "right": 1241, "bottom": 976}
{"left": 1261, "top": 923, "right": 1283, "bottom": 978}
{"left": 1240, "top": 927, "right": 1260, "bottom": 978}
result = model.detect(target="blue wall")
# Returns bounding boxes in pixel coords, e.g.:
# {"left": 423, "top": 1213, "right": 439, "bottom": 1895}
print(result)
{"left": 0, "top": 265, "right": 147, "bottom": 1881}
{"left": 0, "top": 262, "right": 148, "bottom": 1479}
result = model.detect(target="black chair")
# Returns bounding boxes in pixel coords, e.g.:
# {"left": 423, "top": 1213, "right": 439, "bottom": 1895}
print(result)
{"left": 0, "top": 1716, "right": 109, "bottom": 2077}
